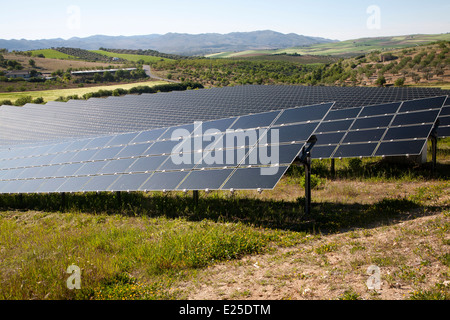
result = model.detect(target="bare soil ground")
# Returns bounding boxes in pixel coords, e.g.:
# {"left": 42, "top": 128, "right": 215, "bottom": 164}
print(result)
{"left": 181, "top": 212, "right": 449, "bottom": 300}
{"left": 174, "top": 179, "right": 450, "bottom": 300}
{"left": 2, "top": 53, "right": 117, "bottom": 74}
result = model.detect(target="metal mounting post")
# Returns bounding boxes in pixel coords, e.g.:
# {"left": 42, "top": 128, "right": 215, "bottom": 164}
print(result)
{"left": 61, "top": 192, "right": 67, "bottom": 212}
{"left": 304, "top": 151, "right": 312, "bottom": 216}
{"left": 116, "top": 191, "right": 122, "bottom": 209}
{"left": 430, "top": 123, "right": 439, "bottom": 174}
{"left": 330, "top": 158, "right": 336, "bottom": 178}
{"left": 297, "top": 135, "right": 317, "bottom": 216}
{"left": 193, "top": 190, "right": 199, "bottom": 207}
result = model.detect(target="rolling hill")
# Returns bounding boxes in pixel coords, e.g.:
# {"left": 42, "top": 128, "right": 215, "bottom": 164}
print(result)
{"left": 0, "top": 31, "right": 335, "bottom": 56}
{"left": 207, "top": 33, "right": 450, "bottom": 58}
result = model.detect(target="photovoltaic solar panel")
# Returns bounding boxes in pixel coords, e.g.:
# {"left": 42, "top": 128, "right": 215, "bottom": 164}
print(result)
{"left": 0, "top": 103, "right": 334, "bottom": 194}
{"left": 310, "top": 96, "right": 446, "bottom": 159}
{"left": 1, "top": 86, "right": 449, "bottom": 146}
{"left": 0, "top": 86, "right": 448, "bottom": 195}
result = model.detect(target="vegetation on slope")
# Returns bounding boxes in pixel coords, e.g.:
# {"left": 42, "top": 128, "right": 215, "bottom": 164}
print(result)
{"left": 152, "top": 41, "right": 450, "bottom": 87}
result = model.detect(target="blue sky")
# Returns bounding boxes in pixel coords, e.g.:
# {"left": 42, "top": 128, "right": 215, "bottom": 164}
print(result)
{"left": 1, "top": 0, "right": 449, "bottom": 40}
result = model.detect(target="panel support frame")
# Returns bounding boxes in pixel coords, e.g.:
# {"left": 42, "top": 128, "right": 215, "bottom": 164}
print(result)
{"left": 297, "top": 135, "right": 317, "bottom": 216}
{"left": 193, "top": 190, "right": 199, "bottom": 207}
{"left": 430, "top": 123, "right": 439, "bottom": 173}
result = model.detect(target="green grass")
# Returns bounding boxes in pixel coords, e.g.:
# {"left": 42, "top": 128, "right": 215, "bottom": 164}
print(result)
{"left": 91, "top": 50, "right": 173, "bottom": 63}
{"left": 29, "top": 49, "right": 75, "bottom": 60}
{"left": 0, "top": 165, "right": 448, "bottom": 300}
{"left": 0, "top": 80, "right": 168, "bottom": 103}
{"left": 0, "top": 208, "right": 304, "bottom": 300}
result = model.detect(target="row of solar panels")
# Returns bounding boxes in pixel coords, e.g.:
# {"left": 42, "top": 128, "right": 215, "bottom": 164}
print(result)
{"left": 0, "top": 103, "right": 334, "bottom": 194}
{"left": 1, "top": 85, "right": 449, "bottom": 145}
{"left": 0, "top": 94, "right": 447, "bottom": 194}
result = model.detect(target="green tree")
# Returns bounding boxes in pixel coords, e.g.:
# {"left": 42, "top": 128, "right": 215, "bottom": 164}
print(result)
{"left": 93, "top": 73, "right": 103, "bottom": 83}
{"left": 375, "top": 75, "right": 386, "bottom": 87}
{"left": 103, "top": 71, "right": 114, "bottom": 82}
{"left": 394, "top": 77, "right": 405, "bottom": 87}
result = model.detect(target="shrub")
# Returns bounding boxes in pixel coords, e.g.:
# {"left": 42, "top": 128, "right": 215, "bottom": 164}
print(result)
{"left": 394, "top": 77, "right": 405, "bottom": 87}
{"left": 375, "top": 75, "right": 386, "bottom": 87}
{"left": 300, "top": 174, "right": 326, "bottom": 190}
{"left": 13, "top": 95, "right": 32, "bottom": 106}
{"left": 0, "top": 99, "right": 12, "bottom": 105}
{"left": 32, "top": 97, "right": 45, "bottom": 104}
{"left": 348, "top": 158, "right": 363, "bottom": 173}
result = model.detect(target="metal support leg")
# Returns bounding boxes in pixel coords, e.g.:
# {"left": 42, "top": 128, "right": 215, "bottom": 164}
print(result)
{"left": 304, "top": 152, "right": 312, "bottom": 216}
{"left": 18, "top": 193, "right": 24, "bottom": 209}
{"left": 116, "top": 191, "right": 122, "bottom": 209}
{"left": 193, "top": 190, "right": 199, "bottom": 207}
{"left": 61, "top": 192, "right": 67, "bottom": 212}
{"left": 330, "top": 158, "right": 335, "bottom": 178}
{"left": 431, "top": 135, "right": 437, "bottom": 173}
{"left": 297, "top": 136, "right": 317, "bottom": 216}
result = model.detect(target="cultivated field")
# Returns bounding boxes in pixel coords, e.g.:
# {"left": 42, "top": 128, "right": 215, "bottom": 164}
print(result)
{"left": 2, "top": 53, "right": 117, "bottom": 74}
{"left": 91, "top": 50, "right": 172, "bottom": 63}
{"left": 209, "top": 33, "right": 450, "bottom": 58}
{"left": 0, "top": 80, "right": 167, "bottom": 104}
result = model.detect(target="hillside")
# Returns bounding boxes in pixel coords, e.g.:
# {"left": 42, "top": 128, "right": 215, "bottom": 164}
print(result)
{"left": 280, "top": 33, "right": 450, "bottom": 57}
{"left": 0, "top": 31, "right": 335, "bottom": 56}
{"left": 208, "top": 33, "right": 450, "bottom": 58}
{"left": 151, "top": 41, "right": 450, "bottom": 87}
{"left": 91, "top": 50, "right": 173, "bottom": 63}
{"left": 0, "top": 50, "right": 152, "bottom": 96}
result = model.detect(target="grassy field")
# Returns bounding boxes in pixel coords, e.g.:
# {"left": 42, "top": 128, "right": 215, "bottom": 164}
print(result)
{"left": 410, "top": 83, "right": 450, "bottom": 90}
{"left": 0, "top": 140, "right": 449, "bottom": 300}
{"left": 0, "top": 80, "right": 168, "bottom": 103}
{"left": 91, "top": 50, "right": 173, "bottom": 63}
{"left": 29, "top": 49, "right": 75, "bottom": 60}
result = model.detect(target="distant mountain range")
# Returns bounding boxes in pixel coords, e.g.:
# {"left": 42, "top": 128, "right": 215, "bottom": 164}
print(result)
{"left": 0, "top": 30, "right": 336, "bottom": 56}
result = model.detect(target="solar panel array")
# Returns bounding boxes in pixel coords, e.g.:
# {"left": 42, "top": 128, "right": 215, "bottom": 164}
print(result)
{"left": 1, "top": 85, "right": 449, "bottom": 146}
{"left": 0, "top": 85, "right": 448, "bottom": 195}
{"left": 0, "top": 103, "right": 334, "bottom": 194}
{"left": 311, "top": 96, "right": 447, "bottom": 159}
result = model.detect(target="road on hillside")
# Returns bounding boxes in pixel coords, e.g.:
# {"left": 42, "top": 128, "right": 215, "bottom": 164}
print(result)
{"left": 143, "top": 65, "right": 180, "bottom": 83}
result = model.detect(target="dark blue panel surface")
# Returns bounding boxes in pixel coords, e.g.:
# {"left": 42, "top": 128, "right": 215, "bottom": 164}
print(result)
{"left": 399, "top": 96, "right": 446, "bottom": 113}
{"left": 383, "top": 125, "right": 433, "bottom": 141}
{"left": 311, "top": 145, "right": 338, "bottom": 159}
{"left": 178, "top": 169, "right": 234, "bottom": 190}
{"left": 334, "top": 143, "right": 378, "bottom": 158}
{"left": 358, "top": 102, "right": 401, "bottom": 117}
{"left": 221, "top": 166, "right": 289, "bottom": 190}
{"left": 108, "top": 173, "right": 150, "bottom": 191}
{"left": 343, "top": 129, "right": 386, "bottom": 143}
{"left": 274, "top": 103, "right": 334, "bottom": 125}
{"left": 140, "top": 171, "right": 189, "bottom": 191}
{"left": 392, "top": 110, "right": 440, "bottom": 126}
{"left": 375, "top": 140, "right": 427, "bottom": 156}
{"left": 230, "top": 111, "right": 280, "bottom": 130}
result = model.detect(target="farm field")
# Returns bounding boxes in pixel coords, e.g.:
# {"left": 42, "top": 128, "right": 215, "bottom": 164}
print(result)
{"left": 2, "top": 52, "right": 118, "bottom": 74}
{"left": 29, "top": 49, "right": 75, "bottom": 60}
{"left": 91, "top": 50, "right": 173, "bottom": 63}
{"left": 156, "top": 40, "right": 450, "bottom": 88}
{"left": 0, "top": 80, "right": 168, "bottom": 104}
{"left": 0, "top": 141, "right": 449, "bottom": 300}
{"left": 208, "top": 33, "right": 450, "bottom": 58}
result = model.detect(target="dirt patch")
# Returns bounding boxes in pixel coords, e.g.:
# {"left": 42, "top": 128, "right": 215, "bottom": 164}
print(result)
{"left": 2, "top": 53, "right": 116, "bottom": 74}
{"left": 178, "top": 212, "right": 449, "bottom": 300}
